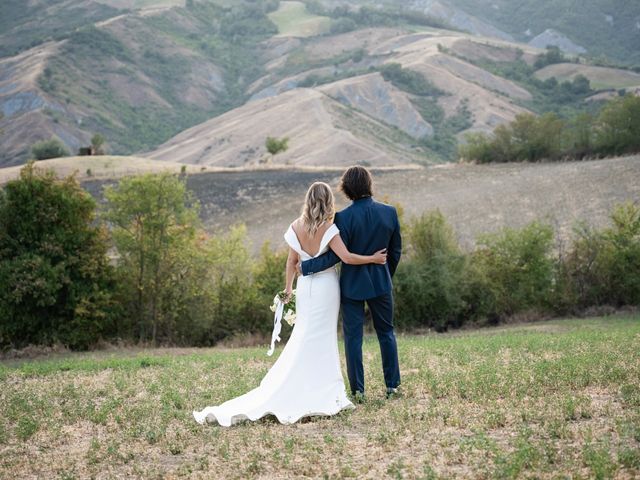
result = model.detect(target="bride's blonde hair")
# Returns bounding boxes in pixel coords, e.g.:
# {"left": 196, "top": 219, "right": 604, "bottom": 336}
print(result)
{"left": 301, "top": 182, "right": 335, "bottom": 237}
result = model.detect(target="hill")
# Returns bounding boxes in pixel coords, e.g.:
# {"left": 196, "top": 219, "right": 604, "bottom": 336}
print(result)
{"left": 0, "top": 155, "right": 210, "bottom": 184}
{"left": 0, "top": 0, "right": 279, "bottom": 166}
{"left": 67, "top": 155, "right": 640, "bottom": 252}
{"left": 145, "top": 29, "right": 543, "bottom": 166}
{"left": 535, "top": 63, "right": 640, "bottom": 91}
{"left": 1, "top": 153, "right": 636, "bottom": 256}
{"left": 269, "top": 1, "right": 331, "bottom": 37}
{"left": 2, "top": 0, "right": 639, "bottom": 167}
{"left": 405, "top": 0, "right": 640, "bottom": 65}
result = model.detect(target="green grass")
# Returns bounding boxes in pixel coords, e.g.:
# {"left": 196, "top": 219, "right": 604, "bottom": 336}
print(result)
{"left": 268, "top": 1, "right": 331, "bottom": 37}
{"left": 1, "top": 316, "right": 638, "bottom": 478}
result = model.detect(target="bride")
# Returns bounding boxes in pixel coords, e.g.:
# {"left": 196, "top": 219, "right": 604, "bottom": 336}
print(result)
{"left": 193, "top": 182, "right": 387, "bottom": 426}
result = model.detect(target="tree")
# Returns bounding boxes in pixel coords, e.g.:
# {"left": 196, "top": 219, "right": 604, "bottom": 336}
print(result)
{"left": 104, "top": 173, "right": 200, "bottom": 344}
{"left": 31, "top": 136, "right": 70, "bottom": 160}
{"left": 91, "top": 133, "right": 106, "bottom": 155}
{"left": 567, "top": 112, "right": 594, "bottom": 158}
{"left": 570, "top": 74, "right": 591, "bottom": 95}
{"left": 265, "top": 136, "right": 289, "bottom": 155}
{"left": 594, "top": 94, "right": 640, "bottom": 156}
{"left": 0, "top": 163, "right": 115, "bottom": 349}
{"left": 330, "top": 17, "right": 357, "bottom": 34}
{"left": 534, "top": 46, "right": 566, "bottom": 69}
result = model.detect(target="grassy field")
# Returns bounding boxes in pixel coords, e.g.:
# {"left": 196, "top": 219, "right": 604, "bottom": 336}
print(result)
{"left": 0, "top": 156, "right": 212, "bottom": 185}
{"left": 268, "top": 1, "right": 331, "bottom": 37}
{"left": 1, "top": 316, "right": 639, "bottom": 478}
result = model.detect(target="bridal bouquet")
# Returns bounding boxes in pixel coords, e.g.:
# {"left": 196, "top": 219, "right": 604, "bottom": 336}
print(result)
{"left": 267, "top": 289, "right": 296, "bottom": 356}
{"left": 270, "top": 290, "right": 296, "bottom": 326}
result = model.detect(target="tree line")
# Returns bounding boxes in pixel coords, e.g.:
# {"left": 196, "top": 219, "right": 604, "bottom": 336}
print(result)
{"left": 459, "top": 94, "right": 640, "bottom": 163}
{"left": 0, "top": 164, "right": 638, "bottom": 350}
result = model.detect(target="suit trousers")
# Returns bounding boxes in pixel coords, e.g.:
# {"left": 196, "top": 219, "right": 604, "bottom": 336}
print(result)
{"left": 341, "top": 292, "right": 401, "bottom": 394}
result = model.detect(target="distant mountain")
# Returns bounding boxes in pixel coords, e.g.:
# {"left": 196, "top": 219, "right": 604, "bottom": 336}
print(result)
{"left": 0, "top": 0, "right": 278, "bottom": 165}
{"left": 419, "top": 0, "right": 640, "bottom": 64}
{"left": 1, "top": 0, "right": 638, "bottom": 167}
{"left": 146, "top": 27, "right": 540, "bottom": 167}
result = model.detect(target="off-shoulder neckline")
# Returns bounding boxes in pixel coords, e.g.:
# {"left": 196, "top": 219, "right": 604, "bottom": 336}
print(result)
{"left": 286, "top": 223, "right": 339, "bottom": 258}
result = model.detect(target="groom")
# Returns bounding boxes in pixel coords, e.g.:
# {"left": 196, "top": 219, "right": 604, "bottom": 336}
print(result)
{"left": 299, "top": 166, "right": 402, "bottom": 400}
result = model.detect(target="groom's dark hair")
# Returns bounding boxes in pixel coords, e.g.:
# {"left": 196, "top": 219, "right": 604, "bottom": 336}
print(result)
{"left": 340, "top": 165, "right": 373, "bottom": 201}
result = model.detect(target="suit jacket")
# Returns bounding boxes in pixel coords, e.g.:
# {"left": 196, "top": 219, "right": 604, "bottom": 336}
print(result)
{"left": 301, "top": 197, "right": 402, "bottom": 300}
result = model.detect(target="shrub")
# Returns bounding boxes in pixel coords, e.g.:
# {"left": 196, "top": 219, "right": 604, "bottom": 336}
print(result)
{"left": 559, "top": 203, "right": 640, "bottom": 309}
{"left": 606, "top": 202, "right": 640, "bottom": 306}
{"left": 330, "top": 17, "right": 357, "bottom": 34}
{"left": 190, "top": 226, "right": 264, "bottom": 345}
{"left": 265, "top": 136, "right": 289, "bottom": 155}
{"left": 31, "top": 136, "right": 70, "bottom": 160}
{"left": 458, "top": 132, "right": 495, "bottom": 163}
{"left": 556, "top": 223, "right": 612, "bottom": 310}
{"left": 0, "top": 164, "right": 116, "bottom": 350}
{"left": 379, "top": 63, "right": 443, "bottom": 97}
{"left": 91, "top": 133, "right": 106, "bottom": 154}
{"left": 594, "top": 94, "right": 640, "bottom": 156}
{"left": 533, "top": 46, "right": 567, "bottom": 69}
{"left": 394, "top": 211, "right": 468, "bottom": 331}
{"left": 468, "top": 222, "right": 556, "bottom": 320}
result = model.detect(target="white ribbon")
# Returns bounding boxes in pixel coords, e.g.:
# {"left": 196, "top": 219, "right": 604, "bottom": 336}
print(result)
{"left": 267, "top": 298, "right": 285, "bottom": 356}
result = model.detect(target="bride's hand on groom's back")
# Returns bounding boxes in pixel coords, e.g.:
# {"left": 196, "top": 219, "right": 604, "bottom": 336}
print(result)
{"left": 373, "top": 249, "right": 387, "bottom": 265}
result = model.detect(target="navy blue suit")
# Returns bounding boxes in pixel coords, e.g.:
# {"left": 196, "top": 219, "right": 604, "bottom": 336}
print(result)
{"left": 301, "top": 197, "right": 401, "bottom": 394}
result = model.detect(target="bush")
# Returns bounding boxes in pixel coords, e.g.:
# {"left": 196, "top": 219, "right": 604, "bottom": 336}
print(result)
{"left": 394, "top": 211, "right": 468, "bottom": 331}
{"left": 556, "top": 224, "right": 612, "bottom": 310}
{"left": 533, "top": 46, "right": 567, "bottom": 69}
{"left": 330, "top": 17, "right": 357, "bottom": 34}
{"left": 189, "top": 226, "right": 264, "bottom": 345}
{"left": 0, "top": 164, "right": 116, "bottom": 350}
{"left": 458, "top": 132, "right": 495, "bottom": 163}
{"left": 91, "top": 133, "right": 106, "bottom": 154}
{"left": 559, "top": 203, "right": 640, "bottom": 310}
{"left": 265, "top": 136, "right": 289, "bottom": 155}
{"left": 31, "top": 136, "right": 70, "bottom": 160}
{"left": 594, "top": 94, "right": 640, "bottom": 156}
{"left": 468, "top": 222, "right": 556, "bottom": 320}
{"left": 379, "top": 63, "right": 443, "bottom": 97}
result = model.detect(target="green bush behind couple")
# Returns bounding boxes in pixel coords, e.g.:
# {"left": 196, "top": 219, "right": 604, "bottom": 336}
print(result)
{"left": 0, "top": 164, "right": 638, "bottom": 350}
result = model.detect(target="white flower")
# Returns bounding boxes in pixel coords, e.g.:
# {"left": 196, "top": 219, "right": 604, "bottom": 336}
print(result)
{"left": 269, "top": 304, "right": 276, "bottom": 313}
{"left": 284, "top": 309, "right": 296, "bottom": 326}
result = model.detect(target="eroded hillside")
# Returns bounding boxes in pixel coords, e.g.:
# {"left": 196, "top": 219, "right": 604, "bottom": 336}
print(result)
{"left": 2, "top": 0, "right": 639, "bottom": 167}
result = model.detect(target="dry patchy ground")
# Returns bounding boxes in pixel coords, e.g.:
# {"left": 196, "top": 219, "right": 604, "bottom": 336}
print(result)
{"left": 0, "top": 317, "right": 639, "bottom": 479}
{"left": 98, "top": 155, "right": 639, "bottom": 253}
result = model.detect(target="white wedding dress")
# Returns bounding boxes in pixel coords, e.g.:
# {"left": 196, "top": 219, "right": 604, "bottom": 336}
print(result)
{"left": 193, "top": 223, "right": 354, "bottom": 426}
